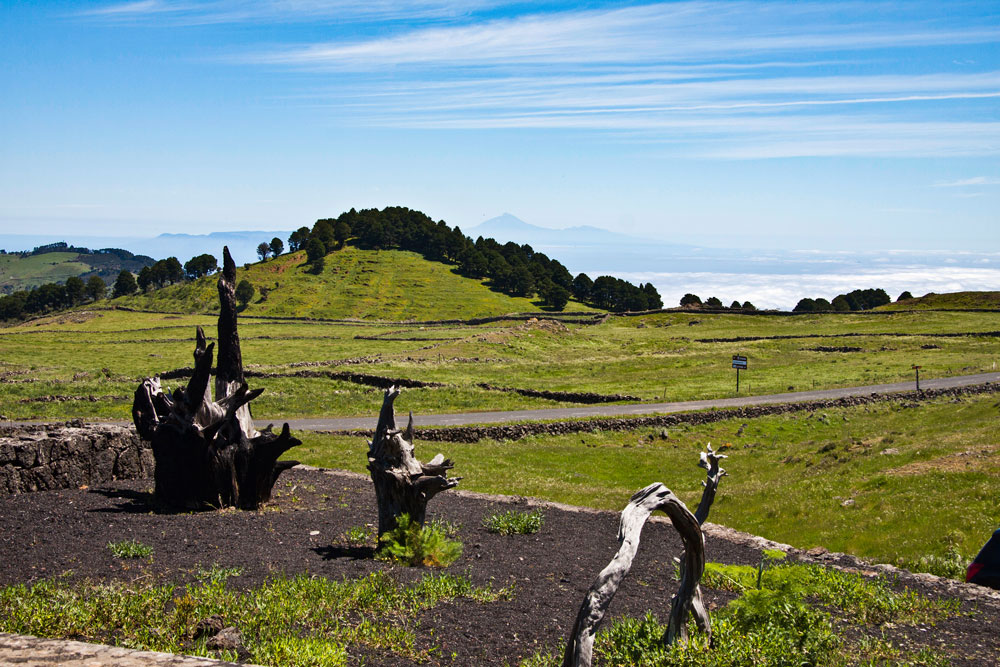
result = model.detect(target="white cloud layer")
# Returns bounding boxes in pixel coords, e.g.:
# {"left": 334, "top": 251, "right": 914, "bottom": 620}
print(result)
{"left": 611, "top": 267, "right": 1000, "bottom": 311}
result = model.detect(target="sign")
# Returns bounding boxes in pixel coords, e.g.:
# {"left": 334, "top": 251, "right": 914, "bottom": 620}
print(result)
{"left": 732, "top": 355, "right": 748, "bottom": 370}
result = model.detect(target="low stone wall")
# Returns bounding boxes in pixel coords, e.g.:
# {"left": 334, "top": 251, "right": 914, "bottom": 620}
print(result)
{"left": 0, "top": 422, "right": 151, "bottom": 495}
{"left": 331, "top": 382, "right": 1000, "bottom": 443}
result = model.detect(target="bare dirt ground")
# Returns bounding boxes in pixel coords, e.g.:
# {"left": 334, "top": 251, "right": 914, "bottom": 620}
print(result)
{"left": 1, "top": 467, "right": 998, "bottom": 666}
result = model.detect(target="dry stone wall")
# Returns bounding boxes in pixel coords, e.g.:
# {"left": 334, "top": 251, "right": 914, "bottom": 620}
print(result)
{"left": 0, "top": 421, "right": 151, "bottom": 495}
{"left": 332, "top": 382, "right": 1000, "bottom": 444}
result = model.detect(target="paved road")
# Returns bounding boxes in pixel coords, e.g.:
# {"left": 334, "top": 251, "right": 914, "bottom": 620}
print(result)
{"left": 10, "top": 372, "right": 996, "bottom": 432}
{"left": 268, "top": 371, "right": 1000, "bottom": 432}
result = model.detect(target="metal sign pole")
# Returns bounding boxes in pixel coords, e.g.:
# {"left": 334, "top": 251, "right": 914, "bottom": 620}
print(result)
{"left": 732, "top": 354, "right": 747, "bottom": 393}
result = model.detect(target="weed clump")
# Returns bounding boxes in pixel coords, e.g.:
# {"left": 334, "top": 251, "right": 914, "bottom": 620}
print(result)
{"left": 377, "top": 514, "right": 462, "bottom": 567}
{"left": 107, "top": 539, "right": 153, "bottom": 559}
{"left": 482, "top": 509, "right": 544, "bottom": 535}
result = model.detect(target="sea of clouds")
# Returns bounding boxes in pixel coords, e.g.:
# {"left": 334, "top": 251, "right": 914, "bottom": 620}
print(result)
{"left": 614, "top": 266, "right": 1000, "bottom": 311}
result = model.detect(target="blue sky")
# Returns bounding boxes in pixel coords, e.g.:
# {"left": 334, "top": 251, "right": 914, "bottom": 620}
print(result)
{"left": 1, "top": 0, "right": 998, "bottom": 252}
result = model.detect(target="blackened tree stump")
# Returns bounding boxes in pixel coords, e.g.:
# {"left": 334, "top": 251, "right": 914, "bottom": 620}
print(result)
{"left": 368, "top": 387, "right": 460, "bottom": 540}
{"left": 131, "top": 247, "right": 300, "bottom": 509}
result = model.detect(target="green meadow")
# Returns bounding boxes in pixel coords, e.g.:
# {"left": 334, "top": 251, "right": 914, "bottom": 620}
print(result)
{"left": 1, "top": 305, "right": 997, "bottom": 421}
{"left": 2, "top": 273, "right": 999, "bottom": 573}
{"left": 112, "top": 247, "right": 595, "bottom": 320}
{"left": 0, "top": 252, "right": 92, "bottom": 293}
{"left": 297, "top": 392, "right": 1000, "bottom": 572}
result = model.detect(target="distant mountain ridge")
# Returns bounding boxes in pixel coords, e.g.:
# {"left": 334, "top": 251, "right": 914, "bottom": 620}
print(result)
{"left": 466, "top": 213, "right": 662, "bottom": 248}
{"left": 0, "top": 231, "right": 292, "bottom": 266}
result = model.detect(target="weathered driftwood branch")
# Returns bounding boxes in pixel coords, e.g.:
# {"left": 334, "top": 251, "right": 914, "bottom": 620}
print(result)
{"left": 563, "top": 445, "right": 727, "bottom": 667}
{"left": 131, "top": 247, "right": 300, "bottom": 509}
{"left": 367, "top": 386, "right": 460, "bottom": 540}
{"left": 694, "top": 443, "right": 727, "bottom": 525}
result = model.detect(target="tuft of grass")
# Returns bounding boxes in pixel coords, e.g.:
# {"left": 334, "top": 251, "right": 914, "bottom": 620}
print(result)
{"left": 195, "top": 564, "right": 244, "bottom": 584}
{"left": 377, "top": 513, "right": 463, "bottom": 568}
{"left": 342, "top": 525, "right": 372, "bottom": 547}
{"left": 107, "top": 539, "right": 153, "bottom": 559}
{"left": 482, "top": 508, "right": 545, "bottom": 535}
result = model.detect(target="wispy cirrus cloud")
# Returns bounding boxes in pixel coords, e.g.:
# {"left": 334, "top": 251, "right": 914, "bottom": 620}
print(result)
{"left": 933, "top": 176, "right": 1000, "bottom": 187}
{"left": 82, "top": 1, "right": 1000, "bottom": 160}
{"left": 252, "top": 3, "right": 1000, "bottom": 68}
{"left": 80, "top": 0, "right": 500, "bottom": 24}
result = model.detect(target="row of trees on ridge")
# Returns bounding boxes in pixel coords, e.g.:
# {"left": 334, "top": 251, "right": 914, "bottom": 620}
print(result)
{"left": 287, "top": 207, "right": 663, "bottom": 312}
{"left": 793, "top": 288, "right": 896, "bottom": 312}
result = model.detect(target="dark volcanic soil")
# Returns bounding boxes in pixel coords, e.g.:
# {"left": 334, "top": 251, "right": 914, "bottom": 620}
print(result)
{"left": 1, "top": 467, "right": 998, "bottom": 666}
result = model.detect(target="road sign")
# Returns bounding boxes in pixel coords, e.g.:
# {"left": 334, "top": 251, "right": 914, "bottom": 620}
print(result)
{"left": 732, "top": 355, "right": 747, "bottom": 393}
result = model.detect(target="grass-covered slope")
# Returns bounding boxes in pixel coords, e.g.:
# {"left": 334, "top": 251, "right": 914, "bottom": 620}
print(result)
{"left": 0, "top": 252, "right": 92, "bottom": 293}
{"left": 880, "top": 290, "right": 1000, "bottom": 310}
{"left": 114, "top": 248, "right": 588, "bottom": 320}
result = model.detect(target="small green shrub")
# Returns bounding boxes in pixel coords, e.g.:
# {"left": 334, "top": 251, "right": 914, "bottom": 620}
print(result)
{"left": 482, "top": 509, "right": 545, "bottom": 535}
{"left": 377, "top": 514, "right": 462, "bottom": 567}
{"left": 342, "top": 525, "right": 372, "bottom": 547}
{"left": 897, "top": 541, "right": 971, "bottom": 580}
{"left": 107, "top": 539, "right": 153, "bottom": 559}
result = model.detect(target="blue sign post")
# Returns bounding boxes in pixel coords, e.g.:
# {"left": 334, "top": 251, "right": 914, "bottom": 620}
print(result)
{"left": 732, "top": 355, "right": 748, "bottom": 393}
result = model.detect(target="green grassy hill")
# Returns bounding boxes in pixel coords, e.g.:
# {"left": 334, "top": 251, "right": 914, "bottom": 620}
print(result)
{"left": 113, "top": 247, "right": 593, "bottom": 320}
{"left": 879, "top": 290, "right": 1000, "bottom": 310}
{"left": 0, "top": 252, "right": 93, "bottom": 293}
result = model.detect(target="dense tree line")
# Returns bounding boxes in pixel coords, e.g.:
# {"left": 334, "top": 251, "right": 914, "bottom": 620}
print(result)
{"left": 0, "top": 275, "right": 108, "bottom": 321}
{"left": 288, "top": 206, "right": 661, "bottom": 312}
{"left": 793, "top": 288, "right": 891, "bottom": 312}
{"left": 679, "top": 293, "right": 756, "bottom": 310}
{"left": 0, "top": 250, "right": 225, "bottom": 322}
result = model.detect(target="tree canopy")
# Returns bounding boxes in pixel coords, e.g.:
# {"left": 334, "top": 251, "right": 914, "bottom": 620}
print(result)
{"left": 287, "top": 206, "right": 661, "bottom": 312}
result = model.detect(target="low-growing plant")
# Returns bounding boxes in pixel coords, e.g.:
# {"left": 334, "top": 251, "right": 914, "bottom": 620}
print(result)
{"left": 482, "top": 508, "right": 545, "bottom": 535}
{"left": 702, "top": 560, "right": 957, "bottom": 626}
{"left": 896, "top": 535, "right": 972, "bottom": 580}
{"left": 107, "top": 539, "right": 153, "bottom": 559}
{"left": 342, "top": 525, "right": 372, "bottom": 547}
{"left": 195, "top": 564, "right": 244, "bottom": 584}
{"left": 377, "top": 514, "right": 463, "bottom": 567}
{"left": 0, "top": 570, "right": 508, "bottom": 665}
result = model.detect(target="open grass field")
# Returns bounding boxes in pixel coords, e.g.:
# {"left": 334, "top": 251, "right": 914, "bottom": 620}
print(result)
{"left": 0, "top": 252, "right": 92, "bottom": 293}
{"left": 1, "top": 306, "right": 998, "bottom": 421}
{"left": 296, "top": 392, "right": 1000, "bottom": 574}
{"left": 112, "top": 247, "right": 593, "bottom": 320}
{"left": 879, "top": 291, "right": 1000, "bottom": 311}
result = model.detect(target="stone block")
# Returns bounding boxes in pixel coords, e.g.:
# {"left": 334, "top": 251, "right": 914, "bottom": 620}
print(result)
{"left": 50, "top": 459, "right": 86, "bottom": 490}
{"left": 114, "top": 447, "right": 141, "bottom": 479}
{"left": 0, "top": 466, "right": 19, "bottom": 495}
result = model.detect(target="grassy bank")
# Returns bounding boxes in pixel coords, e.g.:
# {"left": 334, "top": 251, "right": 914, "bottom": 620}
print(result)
{"left": 295, "top": 393, "right": 1000, "bottom": 572}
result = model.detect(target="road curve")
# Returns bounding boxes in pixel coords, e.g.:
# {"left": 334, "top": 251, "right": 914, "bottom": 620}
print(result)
{"left": 268, "top": 371, "right": 1000, "bottom": 432}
